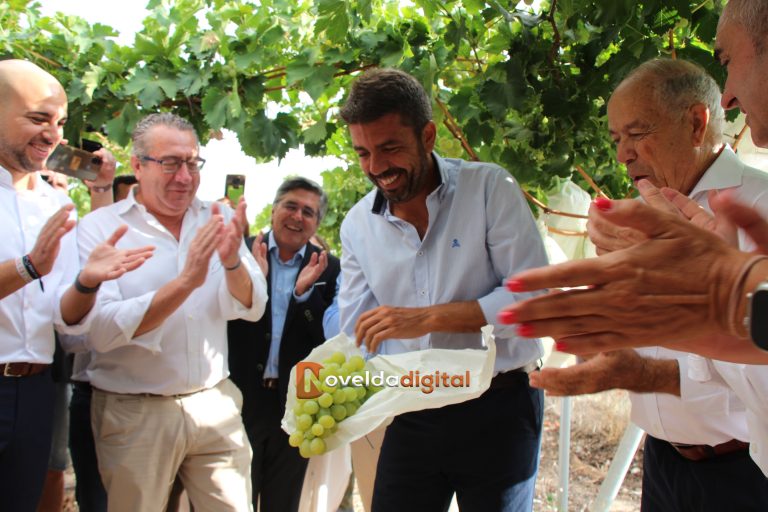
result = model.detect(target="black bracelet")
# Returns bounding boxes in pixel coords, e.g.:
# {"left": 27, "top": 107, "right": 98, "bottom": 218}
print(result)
{"left": 225, "top": 260, "right": 242, "bottom": 271}
{"left": 22, "top": 255, "right": 41, "bottom": 280}
{"left": 74, "top": 272, "right": 101, "bottom": 294}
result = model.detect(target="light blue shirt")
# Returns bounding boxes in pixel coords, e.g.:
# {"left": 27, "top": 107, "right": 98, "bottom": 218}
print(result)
{"left": 264, "top": 232, "right": 310, "bottom": 378}
{"left": 339, "top": 153, "right": 548, "bottom": 374}
{"left": 322, "top": 273, "right": 342, "bottom": 339}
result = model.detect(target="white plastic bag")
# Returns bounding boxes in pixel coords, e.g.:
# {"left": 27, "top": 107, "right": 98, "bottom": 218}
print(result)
{"left": 282, "top": 325, "right": 497, "bottom": 453}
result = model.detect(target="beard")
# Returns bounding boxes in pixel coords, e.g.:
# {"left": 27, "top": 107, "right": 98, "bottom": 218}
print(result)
{"left": 0, "top": 139, "right": 45, "bottom": 174}
{"left": 372, "top": 145, "right": 433, "bottom": 204}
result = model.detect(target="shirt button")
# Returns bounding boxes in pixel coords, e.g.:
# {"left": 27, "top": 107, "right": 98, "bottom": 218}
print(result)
{"left": 417, "top": 251, "right": 424, "bottom": 256}
{"left": 420, "top": 290, "right": 427, "bottom": 296}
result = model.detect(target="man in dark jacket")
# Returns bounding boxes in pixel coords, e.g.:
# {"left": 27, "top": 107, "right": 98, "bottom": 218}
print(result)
{"left": 228, "top": 177, "right": 340, "bottom": 512}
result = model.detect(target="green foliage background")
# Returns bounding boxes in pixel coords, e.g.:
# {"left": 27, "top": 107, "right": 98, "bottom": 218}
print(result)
{"left": 1, "top": 0, "right": 725, "bottom": 249}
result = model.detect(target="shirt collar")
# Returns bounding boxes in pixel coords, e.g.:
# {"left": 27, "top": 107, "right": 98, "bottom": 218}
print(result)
{"left": 0, "top": 166, "right": 12, "bottom": 190}
{"left": 268, "top": 230, "right": 307, "bottom": 263}
{"left": 371, "top": 151, "right": 448, "bottom": 215}
{"left": 689, "top": 145, "right": 743, "bottom": 199}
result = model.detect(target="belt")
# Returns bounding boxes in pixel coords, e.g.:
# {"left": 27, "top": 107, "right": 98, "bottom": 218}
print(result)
{"left": 92, "top": 386, "right": 202, "bottom": 399}
{"left": 2, "top": 362, "right": 50, "bottom": 378}
{"left": 263, "top": 378, "right": 279, "bottom": 390}
{"left": 489, "top": 361, "right": 540, "bottom": 390}
{"left": 670, "top": 439, "right": 750, "bottom": 462}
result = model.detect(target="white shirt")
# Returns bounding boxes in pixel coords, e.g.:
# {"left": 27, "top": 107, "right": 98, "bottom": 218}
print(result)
{"left": 0, "top": 167, "right": 87, "bottom": 364}
{"left": 77, "top": 190, "right": 267, "bottom": 395}
{"left": 339, "top": 154, "right": 548, "bottom": 373}
{"left": 631, "top": 347, "right": 749, "bottom": 445}
{"left": 680, "top": 146, "right": 768, "bottom": 474}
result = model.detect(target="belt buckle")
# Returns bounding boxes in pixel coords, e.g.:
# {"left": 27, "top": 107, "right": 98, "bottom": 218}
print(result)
{"left": 3, "top": 363, "right": 23, "bottom": 377}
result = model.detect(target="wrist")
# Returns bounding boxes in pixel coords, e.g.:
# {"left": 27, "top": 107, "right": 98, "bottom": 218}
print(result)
{"left": 74, "top": 271, "right": 101, "bottom": 294}
{"left": 727, "top": 255, "right": 768, "bottom": 338}
{"left": 89, "top": 183, "right": 112, "bottom": 194}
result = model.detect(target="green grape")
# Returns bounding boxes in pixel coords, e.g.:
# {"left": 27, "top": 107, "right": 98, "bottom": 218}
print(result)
{"left": 288, "top": 431, "right": 304, "bottom": 447}
{"left": 331, "top": 404, "right": 347, "bottom": 421}
{"left": 297, "top": 414, "right": 313, "bottom": 431}
{"left": 299, "top": 439, "right": 312, "bottom": 458}
{"left": 367, "top": 385, "right": 384, "bottom": 394}
{"left": 317, "top": 393, "right": 334, "bottom": 408}
{"left": 292, "top": 402, "right": 304, "bottom": 415}
{"left": 323, "top": 362, "right": 340, "bottom": 373}
{"left": 304, "top": 430, "right": 316, "bottom": 440}
{"left": 356, "top": 387, "right": 367, "bottom": 400}
{"left": 349, "top": 355, "right": 365, "bottom": 371}
{"left": 303, "top": 400, "right": 320, "bottom": 415}
{"left": 337, "top": 367, "right": 350, "bottom": 379}
{"left": 329, "top": 351, "right": 346, "bottom": 365}
{"left": 317, "top": 407, "right": 331, "bottom": 417}
{"left": 310, "top": 437, "right": 326, "bottom": 455}
{"left": 344, "top": 402, "right": 357, "bottom": 416}
{"left": 318, "top": 415, "right": 335, "bottom": 429}
{"left": 341, "top": 361, "right": 356, "bottom": 374}
{"left": 343, "top": 387, "right": 358, "bottom": 402}
{"left": 311, "top": 423, "right": 325, "bottom": 437}
{"left": 332, "top": 389, "right": 347, "bottom": 405}
{"left": 321, "top": 382, "right": 338, "bottom": 394}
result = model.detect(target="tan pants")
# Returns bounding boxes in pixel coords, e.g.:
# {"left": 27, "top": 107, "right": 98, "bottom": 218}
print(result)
{"left": 92, "top": 379, "right": 252, "bottom": 512}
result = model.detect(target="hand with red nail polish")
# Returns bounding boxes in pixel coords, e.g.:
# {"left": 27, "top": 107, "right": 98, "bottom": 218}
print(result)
{"left": 498, "top": 310, "right": 517, "bottom": 324}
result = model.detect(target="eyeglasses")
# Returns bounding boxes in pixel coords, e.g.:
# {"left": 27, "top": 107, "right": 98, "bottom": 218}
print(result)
{"left": 140, "top": 156, "right": 206, "bottom": 174}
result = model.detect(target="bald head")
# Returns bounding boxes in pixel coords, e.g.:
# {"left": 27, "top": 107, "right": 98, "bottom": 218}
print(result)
{"left": 0, "top": 59, "right": 67, "bottom": 177}
{"left": 0, "top": 60, "right": 65, "bottom": 109}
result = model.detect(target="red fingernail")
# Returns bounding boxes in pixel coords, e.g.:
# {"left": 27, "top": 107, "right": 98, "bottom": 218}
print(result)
{"left": 554, "top": 341, "right": 568, "bottom": 352}
{"left": 517, "top": 324, "right": 535, "bottom": 337}
{"left": 594, "top": 197, "right": 612, "bottom": 211}
{"left": 498, "top": 310, "right": 517, "bottom": 324}
{"left": 506, "top": 279, "right": 525, "bottom": 292}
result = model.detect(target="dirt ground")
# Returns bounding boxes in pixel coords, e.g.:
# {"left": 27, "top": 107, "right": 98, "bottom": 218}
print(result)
{"left": 64, "top": 389, "right": 642, "bottom": 511}
{"left": 534, "top": 390, "right": 643, "bottom": 511}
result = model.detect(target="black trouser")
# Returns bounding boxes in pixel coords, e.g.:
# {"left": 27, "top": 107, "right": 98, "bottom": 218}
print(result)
{"left": 247, "top": 387, "right": 308, "bottom": 512}
{"left": 0, "top": 369, "right": 54, "bottom": 512}
{"left": 642, "top": 434, "right": 768, "bottom": 511}
{"left": 372, "top": 371, "right": 543, "bottom": 512}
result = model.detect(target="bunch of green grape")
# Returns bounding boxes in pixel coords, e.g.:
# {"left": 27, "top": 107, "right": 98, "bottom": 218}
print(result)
{"left": 288, "top": 351, "right": 384, "bottom": 458}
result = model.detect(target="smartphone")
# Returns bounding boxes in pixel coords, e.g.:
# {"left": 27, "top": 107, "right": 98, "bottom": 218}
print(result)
{"left": 225, "top": 174, "right": 246, "bottom": 205}
{"left": 46, "top": 144, "right": 101, "bottom": 181}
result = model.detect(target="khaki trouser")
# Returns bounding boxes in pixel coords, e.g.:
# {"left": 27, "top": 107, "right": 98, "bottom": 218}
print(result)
{"left": 92, "top": 379, "right": 252, "bottom": 512}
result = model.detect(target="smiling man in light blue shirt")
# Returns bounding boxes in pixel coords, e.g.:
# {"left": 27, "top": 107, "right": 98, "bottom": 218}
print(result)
{"left": 338, "top": 68, "right": 549, "bottom": 512}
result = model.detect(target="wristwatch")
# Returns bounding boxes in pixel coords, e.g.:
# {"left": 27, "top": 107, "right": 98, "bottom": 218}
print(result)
{"left": 745, "top": 280, "right": 768, "bottom": 351}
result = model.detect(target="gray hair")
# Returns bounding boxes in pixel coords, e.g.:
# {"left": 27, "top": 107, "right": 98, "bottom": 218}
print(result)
{"left": 621, "top": 58, "right": 724, "bottom": 145}
{"left": 339, "top": 68, "right": 432, "bottom": 135}
{"left": 720, "top": 0, "right": 768, "bottom": 53}
{"left": 273, "top": 176, "right": 328, "bottom": 221}
{"left": 131, "top": 113, "right": 198, "bottom": 156}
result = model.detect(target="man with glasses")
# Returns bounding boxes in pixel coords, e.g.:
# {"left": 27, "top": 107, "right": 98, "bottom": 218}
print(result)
{"left": 76, "top": 112, "right": 268, "bottom": 511}
{"left": 228, "top": 177, "right": 340, "bottom": 512}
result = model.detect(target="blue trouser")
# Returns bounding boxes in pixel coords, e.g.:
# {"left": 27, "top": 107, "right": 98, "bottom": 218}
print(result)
{"left": 0, "top": 369, "right": 55, "bottom": 512}
{"left": 69, "top": 381, "right": 107, "bottom": 512}
{"left": 372, "top": 371, "right": 543, "bottom": 512}
{"left": 642, "top": 434, "right": 768, "bottom": 511}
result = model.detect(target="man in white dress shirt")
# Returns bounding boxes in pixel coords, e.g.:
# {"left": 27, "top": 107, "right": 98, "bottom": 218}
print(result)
{"left": 78, "top": 113, "right": 268, "bottom": 511}
{"left": 0, "top": 59, "right": 153, "bottom": 511}
{"left": 530, "top": 59, "right": 768, "bottom": 510}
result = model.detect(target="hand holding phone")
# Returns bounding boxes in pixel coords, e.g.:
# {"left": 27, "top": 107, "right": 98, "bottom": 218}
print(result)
{"left": 46, "top": 144, "right": 102, "bottom": 181}
{"left": 225, "top": 174, "right": 246, "bottom": 206}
